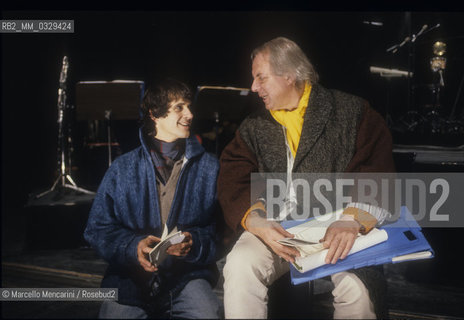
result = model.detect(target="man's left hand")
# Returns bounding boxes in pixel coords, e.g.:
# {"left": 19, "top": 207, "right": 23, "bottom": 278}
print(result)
{"left": 166, "top": 232, "right": 193, "bottom": 257}
{"left": 320, "top": 218, "right": 360, "bottom": 264}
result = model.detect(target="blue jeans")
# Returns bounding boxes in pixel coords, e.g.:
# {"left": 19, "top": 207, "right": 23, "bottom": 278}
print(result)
{"left": 98, "top": 278, "right": 221, "bottom": 319}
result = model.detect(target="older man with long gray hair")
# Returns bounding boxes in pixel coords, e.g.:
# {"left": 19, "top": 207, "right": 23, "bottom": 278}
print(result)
{"left": 218, "top": 37, "right": 395, "bottom": 319}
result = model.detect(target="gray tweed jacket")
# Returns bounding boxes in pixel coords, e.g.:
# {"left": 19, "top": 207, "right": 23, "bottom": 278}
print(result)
{"left": 218, "top": 84, "right": 395, "bottom": 318}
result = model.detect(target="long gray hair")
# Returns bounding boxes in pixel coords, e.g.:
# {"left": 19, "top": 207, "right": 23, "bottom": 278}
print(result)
{"left": 251, "top": 37, "right": 319, "bottom": 87}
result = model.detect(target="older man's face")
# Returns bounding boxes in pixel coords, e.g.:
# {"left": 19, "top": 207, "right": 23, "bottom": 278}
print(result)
{"left": 251, "top": 51, "right": 294, "bottom": 110}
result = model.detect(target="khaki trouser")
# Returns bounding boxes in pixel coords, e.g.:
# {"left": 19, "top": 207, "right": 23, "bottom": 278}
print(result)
{"left": 223, "top": 231, "right": 376, "bottom": 319}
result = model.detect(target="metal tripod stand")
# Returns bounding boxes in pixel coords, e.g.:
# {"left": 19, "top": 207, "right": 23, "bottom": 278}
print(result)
{"left": 36, "top": 56, "right": 95, "bottom": 199}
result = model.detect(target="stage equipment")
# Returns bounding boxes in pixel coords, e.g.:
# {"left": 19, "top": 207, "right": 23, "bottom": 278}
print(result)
{"left": 386, "top": 36, "right": 411, "bottom": 54}
{"left": 382, "top": 19, "right": 459, "bottom": 145}
{"left": 192, "top": 86, "right": 254, "bottom": 156}
{"left": 393, "top": 144, "right": 464, "bottom": 169}
{"left": 369, "top": 66, "right": 412, "bottom": 126}
{"left": 370, "top": 66, "right": 412, "bottom": 78}
{"left": 385, "top": 23, "right": 441, "bottom": 53}
{"left": 430, "top": 41, "right": 447, "bottom": 88}
{"left": 433, "top": 40, "right": 446, "bottom": 56}
{"left": 36, "top": 57, "right": 95, "bottom": 199}
{"left": 75, "top": 80, "right": 144, "bottom": 167}
{"left": 386, "top": 23, "right": 441, "bottom": 112}
{"left": 362, "top": 20, "right": 383, "bottom": 27}
{"left": 418, "top": 40, "right": 448, "bottom": 137}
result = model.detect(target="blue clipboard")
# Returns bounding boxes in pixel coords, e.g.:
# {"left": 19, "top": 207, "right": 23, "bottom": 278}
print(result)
{"left": 281, "top": 206, "right": 434, "bottom": 285}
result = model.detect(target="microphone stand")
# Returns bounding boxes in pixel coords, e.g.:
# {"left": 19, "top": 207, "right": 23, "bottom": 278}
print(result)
{"left": 386, "top": 21, "right": 433, "bottom": 111}
{"left": 386, "top": 19, "right": 437, "bottom": 138}
{"left": 36, "top": 56, "right": 95, "bottom": 199}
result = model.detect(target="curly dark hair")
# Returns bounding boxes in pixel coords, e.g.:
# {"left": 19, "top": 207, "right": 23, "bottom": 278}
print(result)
{"left": 140, "top": 78, "right": 192, "bottom": 137}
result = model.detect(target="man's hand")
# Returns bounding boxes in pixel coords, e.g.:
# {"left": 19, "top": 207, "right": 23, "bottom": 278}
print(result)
{"left": 320, "top": 217, "right": 361, "bottom": 264}
{"left": 246, "top": 211, "right": 300, "bottom": 263}
{"left": 137, "top": 235, "right": 161, "bottom": 272}
{"left": 166, "top": 232, "right": 193, "bottom": 257}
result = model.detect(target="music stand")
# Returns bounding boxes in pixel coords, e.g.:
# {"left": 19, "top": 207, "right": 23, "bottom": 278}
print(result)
{"left": 192, "top": 86, "right": 256, "bottom": 156}
{"left": 75, "top": 80, "right": 144, "bottom": 166}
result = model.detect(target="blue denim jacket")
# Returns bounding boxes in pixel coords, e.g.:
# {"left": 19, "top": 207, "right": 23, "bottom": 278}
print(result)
{"left": 84, "top": 130, "right": 219, "bottom": 307}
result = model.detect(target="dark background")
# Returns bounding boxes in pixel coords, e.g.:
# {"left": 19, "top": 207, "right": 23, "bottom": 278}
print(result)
{"left": 1, "top": 10, "right": 464, "bottom": 277}
{"left": 2, "top": 11, "right": 463, "bottom": 208}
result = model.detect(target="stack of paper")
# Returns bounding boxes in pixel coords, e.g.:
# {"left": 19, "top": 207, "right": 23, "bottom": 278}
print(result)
{"left": 149, "top": 227, "right": 185, "bottom": 267}
{"left": 281, "top": 206, "right": 434, "bottom": 284}
{"left": 282, "top": 211, "right": 388, "bottom": 273}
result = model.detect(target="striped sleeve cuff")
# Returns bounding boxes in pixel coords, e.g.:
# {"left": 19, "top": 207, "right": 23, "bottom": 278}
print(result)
{"left": 240, "top": 200, "right": 266, "bottom": 231}
{"left": 345, "top": 202, "right": 392, "bottom": 226}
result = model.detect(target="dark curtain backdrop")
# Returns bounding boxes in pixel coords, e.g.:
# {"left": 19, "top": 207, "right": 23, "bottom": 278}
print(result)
{"left": 2, "top": 11, "right": 464, "bottom": 217}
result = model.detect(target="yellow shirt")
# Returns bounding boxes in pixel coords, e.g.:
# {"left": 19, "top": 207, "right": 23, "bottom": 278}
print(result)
{"left": 240, "top": 82, "right": 312, "bottom": 231}
{"left": 270, "top": 82, "right": 311, "bottom": 158}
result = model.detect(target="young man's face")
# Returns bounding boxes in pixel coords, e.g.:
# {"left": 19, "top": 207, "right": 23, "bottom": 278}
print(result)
{"left": 251, "top": 51, "right": 294, "bottom": 110}
{"left": 152, "top": 98, "right": 193, "bottom": 142}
